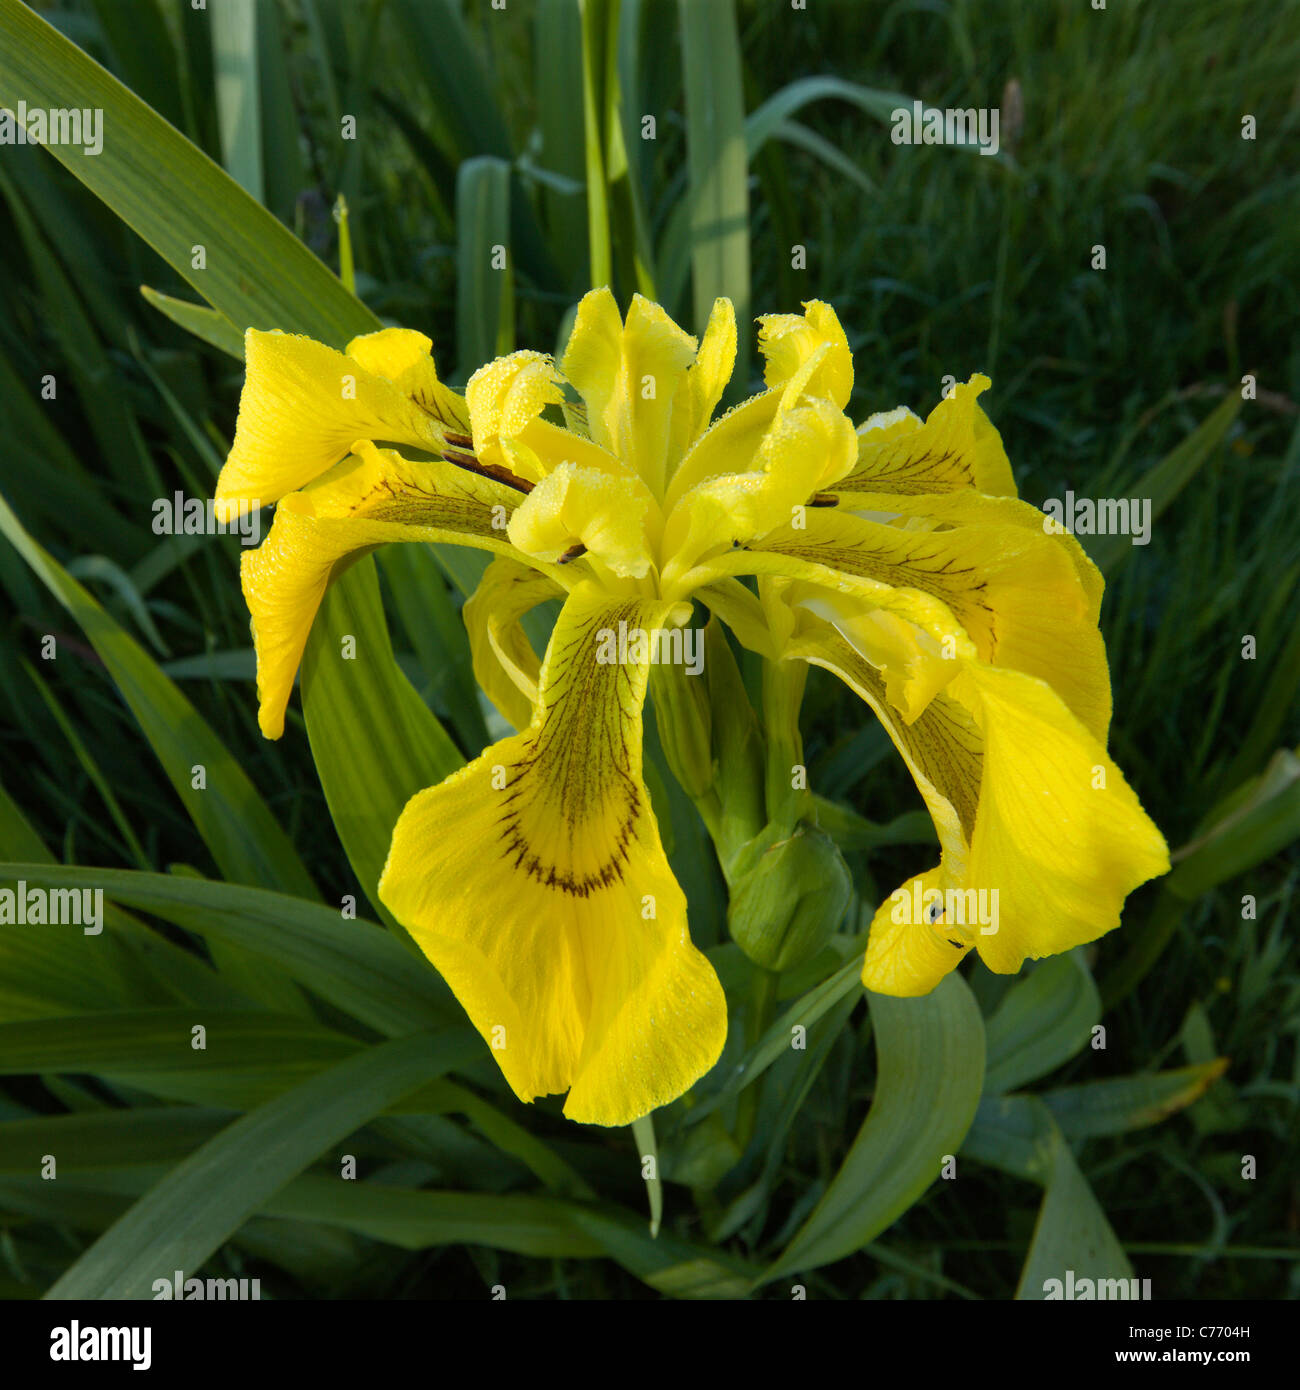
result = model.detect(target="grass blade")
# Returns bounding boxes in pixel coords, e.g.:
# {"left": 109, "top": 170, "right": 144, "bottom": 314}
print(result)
{"left": 45, "top": 1028, "right": 476, "bottom": 1299}
{"left": 0, "top": 493, "right": 317, "bottom": 902}
{"left": 677, "top": 0, "right": 749, "bottom": 358}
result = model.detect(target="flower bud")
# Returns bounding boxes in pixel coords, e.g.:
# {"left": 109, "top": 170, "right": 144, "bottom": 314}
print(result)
{"left": 727, "top": 821, "right": 853, "bottom": 973}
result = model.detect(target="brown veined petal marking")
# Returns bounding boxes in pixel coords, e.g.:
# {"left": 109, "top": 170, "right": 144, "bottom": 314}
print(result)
{"left": 378, "top": 589, "right": 727, "bottom": 1127}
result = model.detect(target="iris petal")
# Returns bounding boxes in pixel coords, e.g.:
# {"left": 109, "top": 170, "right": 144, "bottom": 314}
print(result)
{"left": 241, "top": 442, "right": 556, "bottom": 738}
{"left": 838, "top": 376, "right": 1015, "bottom": 497}
{"left": 379, "top": 591, "right": 727, "bottom": 1126}
{"left": 214, "top": 328, "right": 465, "bottom": 519}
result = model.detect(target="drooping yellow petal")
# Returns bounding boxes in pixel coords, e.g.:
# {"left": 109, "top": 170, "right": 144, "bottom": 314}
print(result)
{"left": 344, "top": 327, "right": 470, "bottom": 433}
{"left": 838, "top": 375, "right": 1015, "bottom": 497}
{"left": 214, "top": 328, "right": 464, "bottom": 519}
{"left": 949, "top": 663, "right": 1170, "bottom": 974}
{"left": 241, "top": 442, "right": 552, "bottom": 738}
{"left": 681, "top": 535, "right": 978, "bottom": 691}
{"left": 782, "top": 618, "right": 1168, "bottom": 992}
{"left": 378, "top": 590, "right": 727, "bottom": 1126}
{"left": 560, "top": 288, "right": 699, "bottom": 496}
{"left": 741, "top": 505, "right": 1112, "bottom": 737}
{"left": 788, "top": 627, "right": 980, "bottom": 882}
{"left": 862, "top": 868, "right": 975, "bottom": 997}
{"left": 833, "top": 489, "right": 1105, "bottom": 625}
{"left": 463, "top": 556, "right": 563, "bottom": 731}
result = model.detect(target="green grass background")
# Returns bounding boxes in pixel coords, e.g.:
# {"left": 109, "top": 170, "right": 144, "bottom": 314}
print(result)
{"left": 0, "top": 0, "right": 1296, "bottom": 1299}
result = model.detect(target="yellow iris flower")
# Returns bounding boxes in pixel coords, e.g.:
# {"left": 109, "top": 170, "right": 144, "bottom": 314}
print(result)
{"left": 213, "top": 289, "right": 1168, "bottom": 1127}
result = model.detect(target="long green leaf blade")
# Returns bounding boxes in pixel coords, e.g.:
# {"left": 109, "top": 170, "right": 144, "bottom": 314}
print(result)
{"left": 0, "top": 0, "right": 374, "bottom": 343}
{"left": 764, "top": 973, "right": 985, "bottom": 1279}
{"left": 0, "top": 494, "right": 316, "bottom": 901}
{"left": 46, "top": 1029, "right": 476, "bottom": 1299}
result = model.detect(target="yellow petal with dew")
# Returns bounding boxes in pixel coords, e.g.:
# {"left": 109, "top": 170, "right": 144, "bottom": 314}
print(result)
{"left": 561, "top": 288, "right": 699, "bottom": 495}
{"left": 465, "top": 350, "right": 565, "bottom": 484}
{"left": 661, "top": 397, "right": 859, "bottom": 590}
{"left": 507, "top": 462, "right": 658, "bottom": 581}
{"left": 663, "top": 299, "right": 851, "bottom": 511}
{"left": 667, "top": 296, "right": 738, "bottom": 473}
{"left": 838, "top": 375, "right": 1015, "bottom": 497}
{"left": 344, "top": 327, "right": 470, "bottom": 433}
{"left": 756, "top": 299, "right": 852, "bottom": 409}
{"left": 214, "top": 328, "right": 459, "bottom": 518}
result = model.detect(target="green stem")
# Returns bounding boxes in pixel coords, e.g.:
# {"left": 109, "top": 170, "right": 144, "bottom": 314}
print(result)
{"left": 735, "top": 966, "right": 779, "bottom": 1151}
{"left": 579, "top": 0, "right": 614, "bottom": 289}
{"left": 334, "top": 193, "right": 355, "bottom": 296}
{"left": 762, "top": 656, "right": 812, "bottom": 836}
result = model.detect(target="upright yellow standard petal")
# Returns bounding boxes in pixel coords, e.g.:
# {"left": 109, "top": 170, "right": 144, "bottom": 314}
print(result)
{"left": 661, "top": 397, "right": 860, "bottom": 590}
{"left": 561, "top": 288, "right": 699, "bottom": 496}
{"left": 756, "top": 299, "right": 852, "bottom": 409}
{"left": 667, "top": 296, "right": 737, "bottom": 472}
{"left": 662, "top": 298, "right": 852, "bottom": 512}
{"left": 379, "top": 590, "right": 727, "bottom": 1126}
